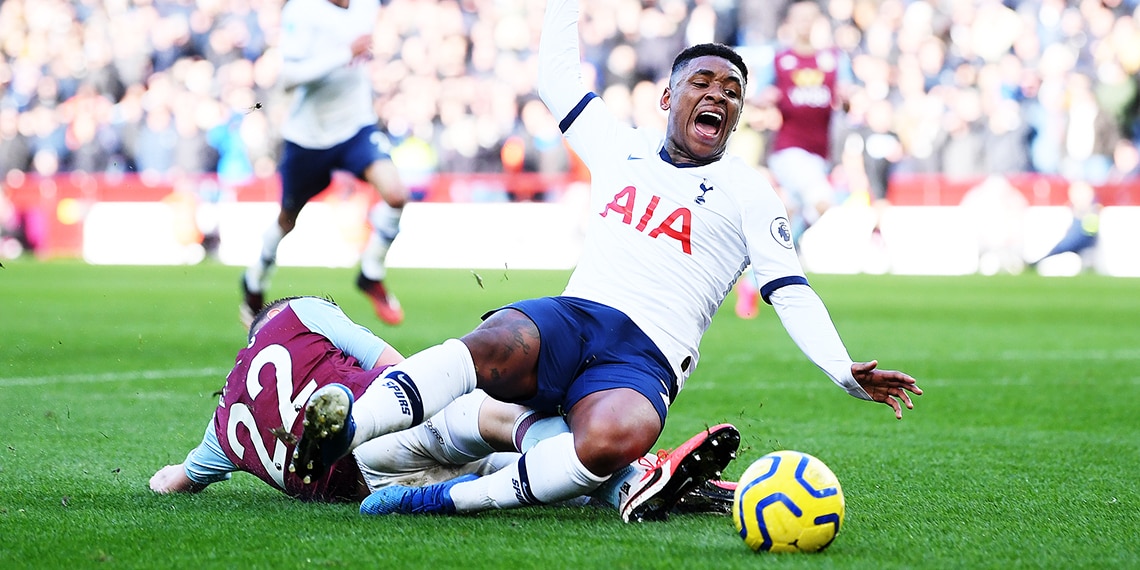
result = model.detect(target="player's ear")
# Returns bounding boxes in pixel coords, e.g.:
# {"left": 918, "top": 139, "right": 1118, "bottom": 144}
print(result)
{"left": 660, "top": 87, "right": 671, "bottom": 111}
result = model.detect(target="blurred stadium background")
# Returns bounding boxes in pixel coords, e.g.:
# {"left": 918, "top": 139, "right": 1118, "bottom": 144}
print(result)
{"left": 3, "top": 4, "right": 1139, "bottom": 565}
{"left": 0, "top": 0, "right": 1138, "bottom": 276}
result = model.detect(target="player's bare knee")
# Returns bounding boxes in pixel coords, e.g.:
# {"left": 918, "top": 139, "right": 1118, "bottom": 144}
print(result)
{"left": 572, "top": 425, "right": 653, "bottom": 477}
{"left": 384, "top": 192, "right": 408, "bottom": 209}
{"left": 569, "top": 393, "right": 660, "bottom": 476}
{"left": 278, "top": 213, "right": 298, "bottom": 234}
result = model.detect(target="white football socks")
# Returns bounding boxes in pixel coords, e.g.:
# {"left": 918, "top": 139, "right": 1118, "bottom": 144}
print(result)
{"left": 508, "top": 412, "right": 644, "bottom": 510}
{"left": 590, "top": 456, "right": 651, "bottom": 509}
{"left": 449, "top": 432, "right": 608, "bottom": 512}
{"left": 512, "top": 411, "right": 570, "bottom": 452}
{"left": 245, "top": 222, "right": 284, "bottom": 292}
{"left": 354, "top": 390, "right": 496, "bottom": 470}
{"left": 369, "top": 201, "right": 403, "bottom": 238}
{"left": 351, "top": 391, "right": 514, "bottom": 494}
{"left": 436, "top": 390, "right": 497, "bottom": 462}
{"left": 360, "top": 232, "right": 390, "bottom": 282}
{"left": 361, "top": 203, "right": 402, "bottom": 281}
{"left": 349, "top": 339, "right": 478, "bottom": 449}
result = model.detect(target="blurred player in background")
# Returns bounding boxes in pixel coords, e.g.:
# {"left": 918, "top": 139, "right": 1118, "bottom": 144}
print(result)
{"left": 241, "top": 0, "right": 407, "bottom": 327}
{"left": 1030, "top": 181, "right": 1101, "bottom": 270}
{"left": 151, "top": 296, "right": 738, "bottom": 518}
{"left": 288, "top": 0, "right": 920, "bottom": 523}
{"left": 734, "top": 0, "right": 854, "bottom": 318}
{"left": 759, "top": 0, "right": 853, "bottom": 243}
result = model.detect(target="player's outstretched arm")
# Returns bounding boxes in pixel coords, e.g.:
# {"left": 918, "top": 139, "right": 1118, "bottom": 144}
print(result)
{"left": 850, "top": 360, "right": 922, "bottom": 420}
{"left": 149, "top": 464, "right": 208, "bottom": 494}
{"left": 536, "top": 0, "right": 590, "bottom": 122}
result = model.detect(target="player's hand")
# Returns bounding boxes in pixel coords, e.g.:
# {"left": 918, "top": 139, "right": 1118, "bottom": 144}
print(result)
{"left": 851, "top": 360, "right": 922, "bottom": 420}
{"left": 349, "top": 34, "right": 373, "bottom": 61}
{"left": 149, "top": 464, "right": 206, "bottom": 494}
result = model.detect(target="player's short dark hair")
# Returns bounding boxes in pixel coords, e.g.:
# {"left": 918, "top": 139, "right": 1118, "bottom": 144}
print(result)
{"left": 248, "top": 295, "right": 338, "bottom": 340}
{"left": 671, "top": 43, "right": 749, "bottom": 85}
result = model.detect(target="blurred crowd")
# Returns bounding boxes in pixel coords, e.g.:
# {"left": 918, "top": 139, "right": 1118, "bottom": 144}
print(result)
{"left": 1, "top": 0, "right": 1139, "bottom": 202}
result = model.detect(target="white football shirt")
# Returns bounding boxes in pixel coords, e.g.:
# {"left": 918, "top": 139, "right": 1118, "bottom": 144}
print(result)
{"left": 538, "top": 0, "right": 868, "bottom": 399}
{"left": 278, "top": 0, "right": 379, "bottom": 149}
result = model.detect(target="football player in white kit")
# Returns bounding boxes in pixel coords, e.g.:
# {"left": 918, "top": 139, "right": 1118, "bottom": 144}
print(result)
{"left": 289, "top": 0, "right": 922, "bottom": 522}
{"left": 241, "top": 0, "right": 407, "bottom": 327}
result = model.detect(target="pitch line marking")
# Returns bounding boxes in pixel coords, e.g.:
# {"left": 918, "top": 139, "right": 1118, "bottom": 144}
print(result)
{"left": 0, "top": 367, "right": 230, "bottom": 387}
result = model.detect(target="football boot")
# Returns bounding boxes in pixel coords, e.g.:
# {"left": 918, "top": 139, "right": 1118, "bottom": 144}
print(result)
{"left": 620, "top": 423, "right": 740, "bottom": 522}
{"left": 290, "top": 383, "right": 356, "bottom": 484}
{"left": 360, "top": 473, "right": 479, "bottom": 515}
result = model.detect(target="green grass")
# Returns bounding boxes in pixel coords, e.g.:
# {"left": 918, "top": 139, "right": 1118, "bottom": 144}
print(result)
{"left": 1, "top": 260, "right": 1138, "bottom": 569}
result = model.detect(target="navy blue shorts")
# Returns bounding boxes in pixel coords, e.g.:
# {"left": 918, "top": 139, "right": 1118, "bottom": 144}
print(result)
{"left": 486, "top": 296, "right": 677, "bottom": 425}
{"left": 278, "top": 125, "right": 391, "bottom": 213}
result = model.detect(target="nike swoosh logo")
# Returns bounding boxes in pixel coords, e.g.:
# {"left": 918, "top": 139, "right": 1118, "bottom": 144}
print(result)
{"left": 627, "top": 155, "right": 643, "bottom": 160}
{"left": 622, "top": 468, "right": 665, "bottom": 520}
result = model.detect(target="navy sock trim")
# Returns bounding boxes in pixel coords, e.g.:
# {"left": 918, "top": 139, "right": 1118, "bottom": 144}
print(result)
{"left": 384, "top": 370, "right": 425, "bottom": 425}
{"left": 515, "top": 457, "right": 543, "bottom": 505}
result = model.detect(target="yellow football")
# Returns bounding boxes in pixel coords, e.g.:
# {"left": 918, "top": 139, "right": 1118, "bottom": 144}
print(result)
{"left": 732, "top": 450, "right": 845, "bottom": 553}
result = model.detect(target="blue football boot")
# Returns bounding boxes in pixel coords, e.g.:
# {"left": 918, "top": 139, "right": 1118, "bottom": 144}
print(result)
{"left": 361, "top": 473, "right": 479, "bottom": 515}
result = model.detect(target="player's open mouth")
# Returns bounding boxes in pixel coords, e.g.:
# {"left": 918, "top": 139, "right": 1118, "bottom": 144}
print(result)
{"left": 694, "top": 111, "right": 724, "bottom": 138}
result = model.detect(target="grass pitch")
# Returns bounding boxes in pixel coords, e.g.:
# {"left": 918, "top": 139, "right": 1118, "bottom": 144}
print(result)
{"left": 1, "top": 260, "right": 1137, "bottom": 569}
